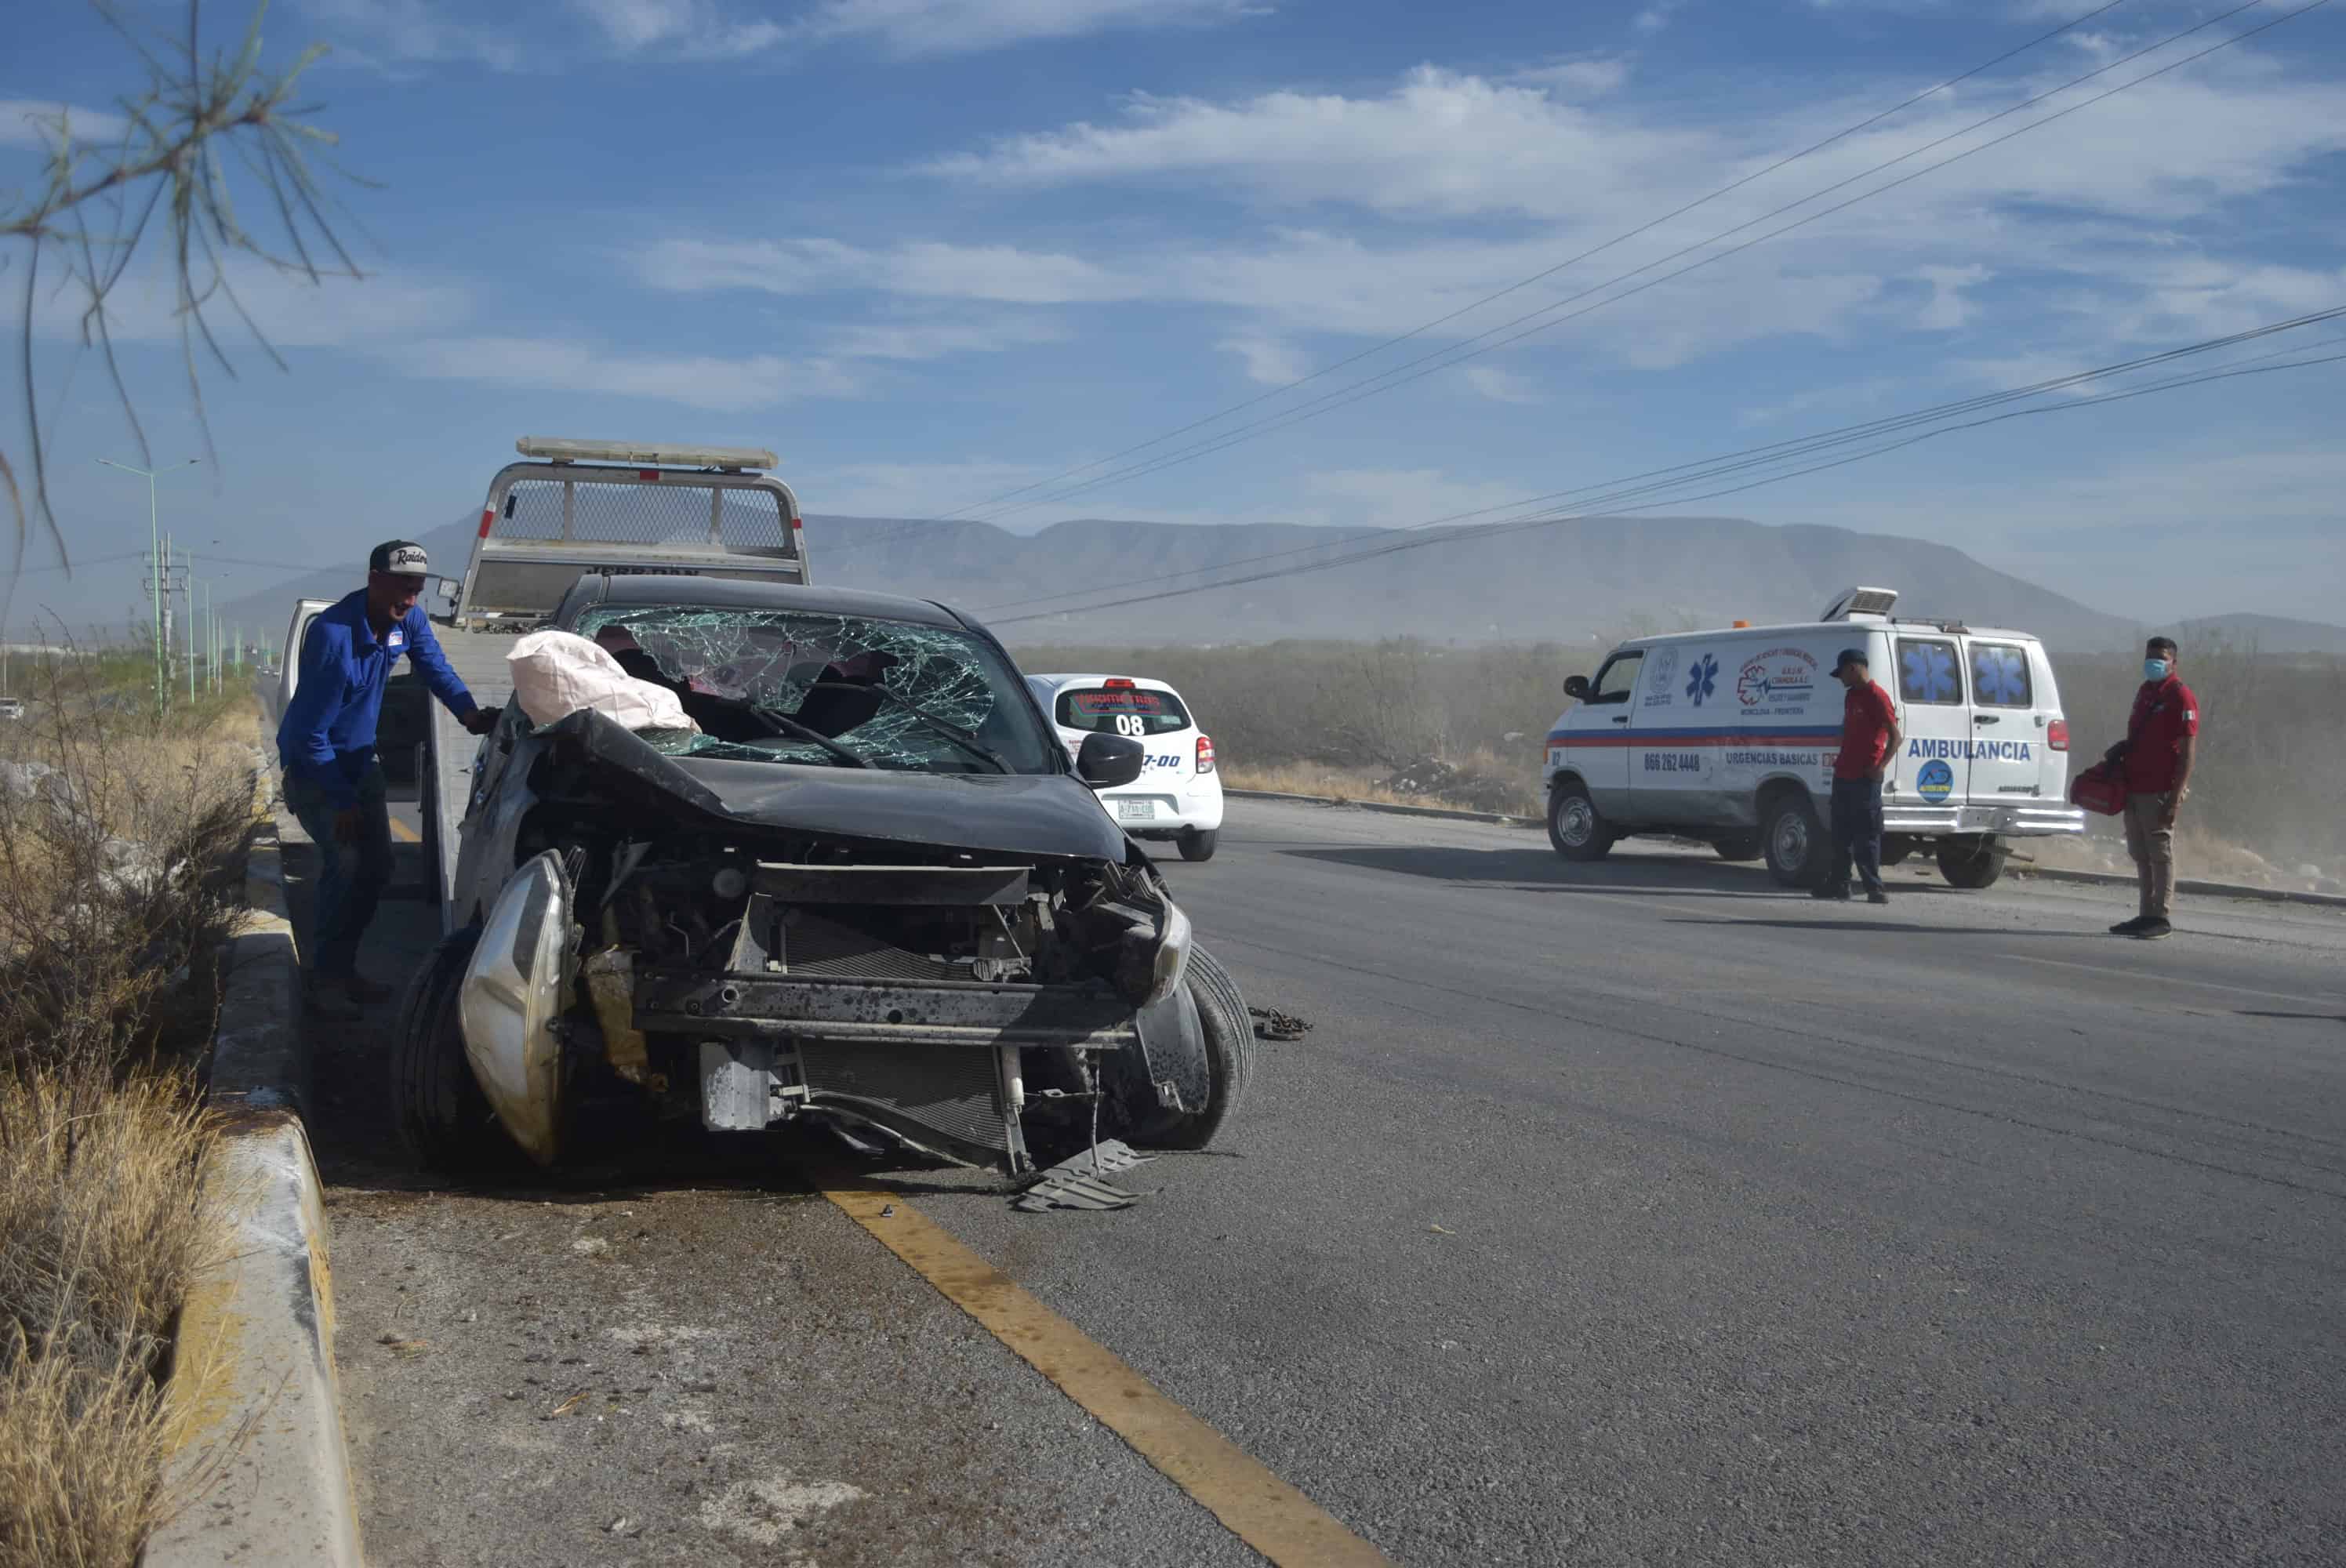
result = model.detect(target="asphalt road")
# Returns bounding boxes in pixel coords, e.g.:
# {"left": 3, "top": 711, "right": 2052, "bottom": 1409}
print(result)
{"left": 296, "top": 798, "right": 2346, "bottom": 1567}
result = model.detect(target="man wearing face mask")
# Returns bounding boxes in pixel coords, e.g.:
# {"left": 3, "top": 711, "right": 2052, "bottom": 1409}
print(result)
{"left": 2105, "top": 636, "right": 2199, "bottom": 940}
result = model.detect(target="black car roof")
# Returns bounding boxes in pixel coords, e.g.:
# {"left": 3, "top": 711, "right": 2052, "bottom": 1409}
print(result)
{"left": 554, "top": 573, "right": 969, "bottom": 631}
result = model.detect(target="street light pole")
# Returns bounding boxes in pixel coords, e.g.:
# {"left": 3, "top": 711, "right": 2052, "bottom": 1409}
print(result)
{"left": 96, "top": 456, "right": 199, "bottom": 710}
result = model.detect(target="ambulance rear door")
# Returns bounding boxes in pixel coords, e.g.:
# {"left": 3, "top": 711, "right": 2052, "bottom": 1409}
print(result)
{"left": 1959, "top": 635, "right": 2046, "bottom": 804}
{"left": 1889, "top": 630, "right": 1970, "bottom": 808}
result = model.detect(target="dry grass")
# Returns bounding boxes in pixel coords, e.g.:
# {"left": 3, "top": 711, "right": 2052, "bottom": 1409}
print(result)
{"left": 0, "top": 651, "right": 256, "bottom": 1568}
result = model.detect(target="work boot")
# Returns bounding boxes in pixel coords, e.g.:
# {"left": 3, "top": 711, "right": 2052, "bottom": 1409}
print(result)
{"left": 2133, "top": 917, "right": 2174, "bottom": 941}
{"left": 342, "top": 974, "right": 397, "bottom": 1005}
{"left": 1810, "top": 884, "right": 1852, "bottom": 901}
{"left": 2108, "top": 915, "right": 2151, "bottom": 936}
{"left": 1865, "top": 890, "right": 1890, "bottom": 906}
{"left": 304, "top": 976, "right": 361, "bottom": 1019}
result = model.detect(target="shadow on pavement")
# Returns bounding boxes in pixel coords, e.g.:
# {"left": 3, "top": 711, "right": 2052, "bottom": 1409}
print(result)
{"left": 1665, "top": 916, "right": 2082, "bottom": 937}
{"left": 2236, "top": 1010, "right": 2346, "bottom": 1024}
{"left": 1282, "top": 843, "right": 1961, "bottom": 899}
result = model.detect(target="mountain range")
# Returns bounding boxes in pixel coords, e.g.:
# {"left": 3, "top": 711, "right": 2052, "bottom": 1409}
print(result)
{"left": 220, "top": 512, "right": 2346, "bottom": 657}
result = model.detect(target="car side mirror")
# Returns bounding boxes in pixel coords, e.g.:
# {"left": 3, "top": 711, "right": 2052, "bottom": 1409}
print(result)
{"left": 1563, "top": 675, "right": 1590, "bottom": 699}
{"left": 1076, "top": 731, "right": 1146, "bottom": 789}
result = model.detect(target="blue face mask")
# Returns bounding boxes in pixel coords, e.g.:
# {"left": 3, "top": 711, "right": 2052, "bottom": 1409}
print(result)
{"left": 2144, "top": 658, "right": 2171, "bottom": 681}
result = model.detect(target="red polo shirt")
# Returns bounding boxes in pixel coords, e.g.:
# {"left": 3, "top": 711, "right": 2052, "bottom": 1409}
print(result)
{"left": 1835, "top": 680, "right": 1898, "bottom": 780}
{"left": 2125, "top": 676, "right": 2199, "bottom": 793}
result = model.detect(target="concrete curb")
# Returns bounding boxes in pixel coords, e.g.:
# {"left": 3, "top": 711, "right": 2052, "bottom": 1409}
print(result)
{"left": 147, "top": 765, "right": 364, "bottom": 1568}
{"left": 1224, "top": 786, "right": 1542, "bottom": 830}
{"left": 1225, "top": 786, "right": 2346, "bottom": 911}
{"left": 2010, "top": 863, "right": 2346, "bottom": 909}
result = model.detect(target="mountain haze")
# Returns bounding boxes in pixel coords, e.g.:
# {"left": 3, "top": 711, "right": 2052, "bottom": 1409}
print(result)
{"left": 220, "top": 513, "right": 2336, "bottom": 656}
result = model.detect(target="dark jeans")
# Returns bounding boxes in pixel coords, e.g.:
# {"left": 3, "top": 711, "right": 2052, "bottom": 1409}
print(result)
{"left": 1828, "top": 776, "right": 1886, "bottom": 894}
{"left": 282, "top": 759, "right": 392, "bottom": 979}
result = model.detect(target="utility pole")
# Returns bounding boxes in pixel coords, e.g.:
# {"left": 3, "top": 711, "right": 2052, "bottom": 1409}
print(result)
{"left": 97, "top": 456, "right": 198, "bottom": 710}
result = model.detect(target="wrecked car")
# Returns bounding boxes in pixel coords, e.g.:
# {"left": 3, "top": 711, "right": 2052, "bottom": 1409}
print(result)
{"left": 392, "top": 572, "right": 1251, "bottom": 1175}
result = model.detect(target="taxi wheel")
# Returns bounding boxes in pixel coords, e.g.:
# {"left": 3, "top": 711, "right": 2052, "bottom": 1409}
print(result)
{"left": 1762, "top": 793, "right": 1831, "bottom": 888}
{"left": 1936, "top": 836, "right": 2007, "bottom": 890}
{"left": 1177, "top": 828, "right": 1219, "bottom": 862}
{"left": 1548, "top": 782, "right": 1612, "bottom": 862}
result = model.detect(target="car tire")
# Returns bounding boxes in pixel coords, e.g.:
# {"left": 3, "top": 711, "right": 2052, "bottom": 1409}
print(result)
{"left": 390, "top": 926, "right": 521, "bottom": 1173}
{"left": 1548, "top": 781, "right": 1612, "bottom": 862}
{"left": 1936, "top": 836, "right": 2007, "bottom": 890}
{"left": 1762, "top": 792, "right": 1832, "bottom": 888}
{"left": 1177, "top": 828, "right": 1219, "bottom": 862}
{"left": 1713, "top": 831, "right": 1763, "bottom": 862}
{"left": 1151, "top": 944, "right": 1254, "bottom": 1151}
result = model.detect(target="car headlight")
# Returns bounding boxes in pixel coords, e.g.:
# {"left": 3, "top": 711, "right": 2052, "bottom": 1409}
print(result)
{"left": 1146, "top": 897, "right": 1193, "bottom": 1005}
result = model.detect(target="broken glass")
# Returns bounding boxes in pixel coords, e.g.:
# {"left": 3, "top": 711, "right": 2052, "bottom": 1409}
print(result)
{"left": 573, "top": 606, "right": 1056, "bottom": 774}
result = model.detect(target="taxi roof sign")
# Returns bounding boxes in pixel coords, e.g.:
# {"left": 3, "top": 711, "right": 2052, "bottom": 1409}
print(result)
{"left": 515, "top": 437, "right": 778, "bottom": 471}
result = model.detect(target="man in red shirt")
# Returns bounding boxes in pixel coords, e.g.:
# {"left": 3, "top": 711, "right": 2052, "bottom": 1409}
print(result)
{"left": 2109, "top": 636, "right": 2199, "bottom": 939}
{"left": 1817, "top": 648, "right": 1902, "bottom": 904}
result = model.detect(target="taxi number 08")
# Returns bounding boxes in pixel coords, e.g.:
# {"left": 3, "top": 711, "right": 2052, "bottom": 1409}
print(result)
{"left": 1113, "top": 714, "right": 1148, "bottom": 738}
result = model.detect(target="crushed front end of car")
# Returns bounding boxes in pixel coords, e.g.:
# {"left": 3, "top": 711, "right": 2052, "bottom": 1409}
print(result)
{"left": 425, "top": 710, "right": 1224, "bottom": 1174}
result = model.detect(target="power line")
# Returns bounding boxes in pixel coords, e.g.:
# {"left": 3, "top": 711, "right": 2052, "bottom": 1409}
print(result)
{"left": 924, "top": 0, "right": 2140, "bottom": 529}
{"left": 827, "top": 0, "right": 2142, "bottom": 559}
{"left": 967, "top": 0, "right": 2324, "bottom": 524}
{"left": 979, "top": 308, "right": 2346, "bottom": 628}
{"left": 976, "top": 309, "right": 2346, "bottom": 617}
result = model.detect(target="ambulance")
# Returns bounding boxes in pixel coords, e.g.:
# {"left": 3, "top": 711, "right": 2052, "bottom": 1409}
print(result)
{"left": 1027, "top": 673, "right": 1224, "bottom": 861}
{"left": 1541, "top": 587, "right": 2085, "bottom": 889}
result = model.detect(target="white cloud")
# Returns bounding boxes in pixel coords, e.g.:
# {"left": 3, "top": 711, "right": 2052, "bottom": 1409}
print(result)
{"left": 801, "top": 0, "right": 1260, "bottom": 56}
{"left": 383, "top": 336, "right": 862, "bottom": 410}
{"left": 637, "top": 237, "right": 1138, "bottom": 305}
{"left": 1219, "top": 336, "right": 1309, "bottom": 387}
{"left": 30, "top": 261, "right": 467, "bottom": 350}
{"left": 1916, "top": 264, "right": 1989, "bottom": 331}
{"left": 568, "top": 0, "right": 784, "bottom": 56}
{"left": 1633, "top": 2, "right": 1685, "bottom": 34}
{"left": 292, "top": 0, "right": 528, "bottom": 69}
{"left": 0, "top": 100, "right": 129, "bottom": 149}
{"left": 1509, "top": 57, "right": 1631, "bottom": 97}
{"left": 826, "top": 314, "right": 1067, "bottom": 361}
{"left": 1462, "top": 365, "right": 1543, "bottom": 405}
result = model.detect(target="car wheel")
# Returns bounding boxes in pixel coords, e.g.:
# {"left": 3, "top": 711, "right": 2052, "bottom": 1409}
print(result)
{"left": 1713, "top": 831, "right": 1763, "bottom": 862}
{"left": 1762, "top": 792, "right": 1831, "bottom": 888}
{"left": 1177, "top": 827, "right": 1219, "bottom": 862}
{"left": 1548, "top": 781, "right": 1612, "bottom": 862}
{"left": 390, "top": 926, "right": 521, "bottom": 1173}
{"left": 1148, "top": 944, "right": 1253, "bottom": 1150}
{"left": 1936, "top": 836, "right": 2007, "bottom": 890}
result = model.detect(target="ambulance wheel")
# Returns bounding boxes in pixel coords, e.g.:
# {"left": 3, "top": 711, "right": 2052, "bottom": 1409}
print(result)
{"left": 1762, "top": 792, "right": 1831, "bottom": 889}
{"left": 1177, "top": 828, "right": 1219, "bottom": 862}
{"left": 1712, "top": 832, "right": 1763, "bottom": 862}
{"left": 1548, "top": 782, "right": 1612, "bottom": 862}
{"left": 1937, "top": 836, "right": 2007, "bottom": 890}
{"left": 390, "top": 927, "right": 520, "bottom": 1174}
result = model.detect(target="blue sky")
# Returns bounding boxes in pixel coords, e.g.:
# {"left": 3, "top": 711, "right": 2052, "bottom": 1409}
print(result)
{"left": 5, "top": 0, "right": 2344, "bottom": 637}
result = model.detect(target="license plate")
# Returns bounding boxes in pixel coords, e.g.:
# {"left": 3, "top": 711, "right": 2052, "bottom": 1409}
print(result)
{"left": 1115, "top": 800, "right": 1155, "bottom": 822}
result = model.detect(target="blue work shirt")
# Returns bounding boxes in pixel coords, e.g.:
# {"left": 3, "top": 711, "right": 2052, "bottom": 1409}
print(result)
{"left": 276, "top": 590, "right": 477, "bottom": 809}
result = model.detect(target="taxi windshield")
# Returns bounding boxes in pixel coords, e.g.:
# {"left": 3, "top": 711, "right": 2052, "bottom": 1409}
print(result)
{"left": 572, "top": 605, "right": 1057, "bottom": 775}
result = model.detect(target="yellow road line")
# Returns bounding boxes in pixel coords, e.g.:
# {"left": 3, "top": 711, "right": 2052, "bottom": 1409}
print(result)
{"left": 388, "top": 818, "right": 419, "bottom": 843}
{"left": 823, "top": 1185, "right": 1393, "bottom": 1568}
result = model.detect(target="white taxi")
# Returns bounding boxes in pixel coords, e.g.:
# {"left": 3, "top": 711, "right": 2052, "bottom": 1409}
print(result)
{"left": 1026, "top": 673, "right": 1224, "bottom": 861}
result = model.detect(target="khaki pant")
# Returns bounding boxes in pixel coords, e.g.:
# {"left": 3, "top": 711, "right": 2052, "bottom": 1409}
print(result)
{"left": 2123, "top": 790, "right": 2181, "bottom": 920}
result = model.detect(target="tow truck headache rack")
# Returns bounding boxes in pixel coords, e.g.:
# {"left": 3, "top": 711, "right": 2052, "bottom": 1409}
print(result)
{"left": 448, "top": 437, "right": 811, "bottom": 630}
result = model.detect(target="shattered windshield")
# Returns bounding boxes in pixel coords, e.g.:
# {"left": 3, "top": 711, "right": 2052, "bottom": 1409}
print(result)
{"left": 572, "top": 605, "right": 1057, "bottom": 775}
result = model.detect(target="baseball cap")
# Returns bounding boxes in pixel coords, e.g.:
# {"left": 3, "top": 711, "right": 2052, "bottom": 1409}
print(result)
{"left": 369, "top": 539, "right": 430, "bottom": 577}
{"left": 1829, "top": 647, "right": 1869, "bottom": 674}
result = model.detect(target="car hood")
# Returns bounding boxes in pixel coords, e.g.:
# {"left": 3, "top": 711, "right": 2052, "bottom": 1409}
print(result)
{"left": 538, "top": 709, "right": 1129, "bottom": 862}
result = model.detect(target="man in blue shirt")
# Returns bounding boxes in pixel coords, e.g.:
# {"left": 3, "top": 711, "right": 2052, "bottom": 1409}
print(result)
{"left": 277, "top": 540, "right": 498, "bottom": 1013}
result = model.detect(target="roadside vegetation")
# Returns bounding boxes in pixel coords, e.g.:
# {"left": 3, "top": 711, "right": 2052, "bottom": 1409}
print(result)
{"left": 0, "top": 652, "right": 258, "bottom": 1568}
{"left": 1012, "top": 637, "right": 2344, "bottom": 890}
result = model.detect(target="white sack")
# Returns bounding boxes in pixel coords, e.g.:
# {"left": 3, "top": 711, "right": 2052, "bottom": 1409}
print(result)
{"left": 507, "top": 630, "right": 699, "bottom": 733}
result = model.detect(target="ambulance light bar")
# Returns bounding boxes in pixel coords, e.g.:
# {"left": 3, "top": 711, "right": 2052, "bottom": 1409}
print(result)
{"left": 516, "top": 437, "right": 778, "bottom": 471}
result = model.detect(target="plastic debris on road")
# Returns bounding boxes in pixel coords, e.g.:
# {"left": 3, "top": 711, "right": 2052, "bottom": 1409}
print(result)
{"left": 1014, "top": 1138, "right": 1154, "bottom": 1212}
{"left": 1251, "top": 1006, "right": 1312, "bottom": 1042}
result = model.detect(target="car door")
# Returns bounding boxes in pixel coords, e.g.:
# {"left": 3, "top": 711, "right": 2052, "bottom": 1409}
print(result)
{"left": 1962, "top": 637, "right": 2046, "bottom": 803}
{"left": 1889, "top": 632, "right": 1969, "bottom": 811}
{"left": 1573, "top": 648, "right": 1643, "bottom": 815}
